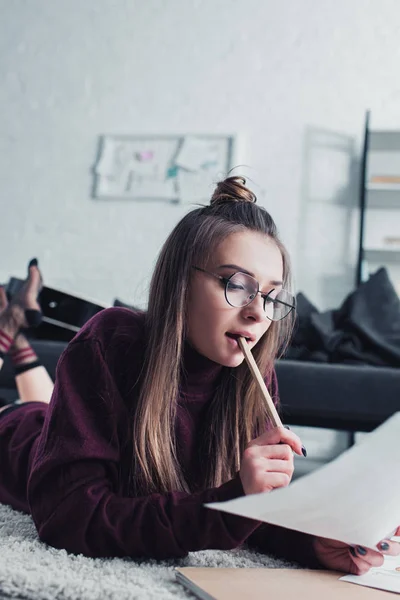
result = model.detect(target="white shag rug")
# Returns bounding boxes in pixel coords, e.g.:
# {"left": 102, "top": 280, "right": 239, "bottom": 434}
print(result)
{"left": 0, "top": 502, "right": 299, "bottom": 599}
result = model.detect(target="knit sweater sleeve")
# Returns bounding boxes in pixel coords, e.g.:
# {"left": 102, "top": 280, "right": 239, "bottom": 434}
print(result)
{"left": 27, "top": 336, "right": 260, "bottom": 559}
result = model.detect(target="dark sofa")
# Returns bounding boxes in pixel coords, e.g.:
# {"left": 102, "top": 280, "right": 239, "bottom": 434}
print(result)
{"left": 1, "top": 340, "right": 399, "bottom": 435}
{"left": 276, "top": 359, "right": 400, "bottom": 433}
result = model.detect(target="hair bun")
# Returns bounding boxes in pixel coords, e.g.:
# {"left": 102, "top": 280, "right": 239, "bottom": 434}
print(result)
{"left": 210, "top": 176, "right": 257, "bottom": 206}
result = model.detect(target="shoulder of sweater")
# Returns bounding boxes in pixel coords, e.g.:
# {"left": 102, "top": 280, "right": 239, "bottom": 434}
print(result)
{"left": 69, "top": 307, "right": 146, "bottom": 353}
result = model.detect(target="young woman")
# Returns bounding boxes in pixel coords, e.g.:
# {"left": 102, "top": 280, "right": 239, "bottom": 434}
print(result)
{"left": 0, "top": 178, "right": 398, "bottom": 574}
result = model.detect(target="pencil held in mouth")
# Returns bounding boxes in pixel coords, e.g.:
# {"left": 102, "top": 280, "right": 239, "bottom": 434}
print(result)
{"left": 237, "top": 336, "right": 307, "bottom": 458}
{"left": 237, "top": 336, "right": 282, "bottom": 427}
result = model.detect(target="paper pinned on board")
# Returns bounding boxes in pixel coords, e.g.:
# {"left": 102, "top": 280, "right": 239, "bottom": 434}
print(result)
{"left": 205, "top": 412, "right": 400, "bottom": 550}
{"left": 95, "top": 137, "right": 120, "bottom": 176}
{"left": 175, "top": 137, "right": 219, "bottom": 172}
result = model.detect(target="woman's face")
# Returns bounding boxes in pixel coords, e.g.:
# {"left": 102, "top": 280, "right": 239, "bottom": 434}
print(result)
{"left": 186, "top": 230, "right": 284, "bottom": 367}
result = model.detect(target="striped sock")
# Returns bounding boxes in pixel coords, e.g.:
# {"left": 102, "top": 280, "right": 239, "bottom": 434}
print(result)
{"left": 10, "top": 336, "right": 42, "bottom": 375}
{"left": 14, "top": 360, "right": 42, "bottom": 376}
{"left": 0, "top": 329, "right": 14, "bottom": 358}
{"left": 10, "top": 345, "right": 38, "bottom": 365}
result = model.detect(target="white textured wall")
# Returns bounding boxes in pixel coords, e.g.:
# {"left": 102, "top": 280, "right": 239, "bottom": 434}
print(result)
{"left": 1, "top": 0, "right": 400, "bottom": 310}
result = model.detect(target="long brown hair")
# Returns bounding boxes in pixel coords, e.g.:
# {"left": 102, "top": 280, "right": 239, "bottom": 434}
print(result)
{"left": 131, "top": 176, "right": 295, "bottom": 495}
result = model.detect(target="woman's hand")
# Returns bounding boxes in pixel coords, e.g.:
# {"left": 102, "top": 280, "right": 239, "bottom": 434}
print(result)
{"left": 313, "top": 528, "right": 400, "bottom": 575}
{"left": 239, "top": 427, "right": 305, "bottom": 495}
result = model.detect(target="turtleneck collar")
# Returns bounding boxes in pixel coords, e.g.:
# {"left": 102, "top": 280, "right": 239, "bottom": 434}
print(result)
{"left": 180, "top": 339, "right": 223, "bottom": 398}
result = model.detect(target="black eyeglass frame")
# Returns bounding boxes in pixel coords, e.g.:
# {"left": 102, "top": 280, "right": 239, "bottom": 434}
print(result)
{"left": 192, "top": 266, "right": 296, "bottom": 321}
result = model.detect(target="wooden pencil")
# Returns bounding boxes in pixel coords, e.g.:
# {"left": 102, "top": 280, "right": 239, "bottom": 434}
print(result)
{"left": 237, "top": 336, "right": 282, "bottom": 428}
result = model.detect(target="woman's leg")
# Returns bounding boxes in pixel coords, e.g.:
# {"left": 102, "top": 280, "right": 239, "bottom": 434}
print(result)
{"left": 11, "top": 333, "right": 54, "bottom": 403}
{"left": 0, "top": 260, "right": 52, "bottom": 415}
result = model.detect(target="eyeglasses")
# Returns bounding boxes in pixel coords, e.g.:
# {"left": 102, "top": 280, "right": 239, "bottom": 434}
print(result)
{"left": 192, "top": 266, "right": 296, "bottom": 321}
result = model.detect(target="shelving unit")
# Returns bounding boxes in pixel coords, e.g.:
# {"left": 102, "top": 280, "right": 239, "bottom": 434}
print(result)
{"left": 356, "top": 111, "right": 400, "bottom": 294}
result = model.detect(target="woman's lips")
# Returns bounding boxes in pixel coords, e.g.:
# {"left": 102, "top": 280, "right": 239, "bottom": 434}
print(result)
{"left": 225, "top": 332, "right": 243, "bottom": 349}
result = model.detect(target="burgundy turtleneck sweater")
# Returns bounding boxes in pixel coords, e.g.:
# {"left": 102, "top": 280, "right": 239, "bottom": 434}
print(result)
{"left": 0, "top": 308, "right": 320, "bottom": 567}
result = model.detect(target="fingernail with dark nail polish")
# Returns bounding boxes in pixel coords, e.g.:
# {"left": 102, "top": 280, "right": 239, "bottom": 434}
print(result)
{"left": 379, "top": 542, "right": 390, "bottom": 551}
{"left": 349, "top": 547, "right": 357, "bottom": 557}
{"left": 29, "top": 258, "right": 38, "bottom": 268}
{"left": 356, "top": 546, "right": 367, "bottom": 555}
{"left": 284, "top": 425, "right": 291, "bottom": 430}
{"left": 301, "top": 445, "right": 307, "bottom": 457}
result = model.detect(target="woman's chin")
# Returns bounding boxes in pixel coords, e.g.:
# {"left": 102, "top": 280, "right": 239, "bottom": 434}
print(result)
{"left": 218, "top": 354, "right": 245, "bottom": 368}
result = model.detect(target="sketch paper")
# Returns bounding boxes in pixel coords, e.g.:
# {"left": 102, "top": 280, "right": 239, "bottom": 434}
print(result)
{"left": 175, "top": 136, "right": 219, "bottom": 171}
{"left": 205, "top": 413, "right": 400, "bottom": 550}
{"left": 93, "top": 135, "right": 234, "bottom": 201}
{"left": 94, "top": 137, "right": 178, "bottom": 199}
{"left": 341, "top": 537, "right": 400, "bottom": 594}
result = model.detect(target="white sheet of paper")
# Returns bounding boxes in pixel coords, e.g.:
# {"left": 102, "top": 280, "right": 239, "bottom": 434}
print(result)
{"left": 341, "top": 537, "right": 400, "bottom": 594}
{"left": 95, "top": 138, "right": 118, "bottom": 176}
{"left": 175, "top": 137, "right": 219, "bottom": 171}
{"left": 205, "top": 412, "right": 400, "bottom": 550}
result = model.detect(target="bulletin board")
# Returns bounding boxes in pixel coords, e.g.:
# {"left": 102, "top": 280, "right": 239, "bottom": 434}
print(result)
{"left": 92, "top": 135, "right": 235, "bottom": 203}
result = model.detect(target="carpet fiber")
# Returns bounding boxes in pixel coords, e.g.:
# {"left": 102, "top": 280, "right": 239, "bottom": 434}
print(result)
{"left": 0, "top": 502, "right": 299, "bottom": 599}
